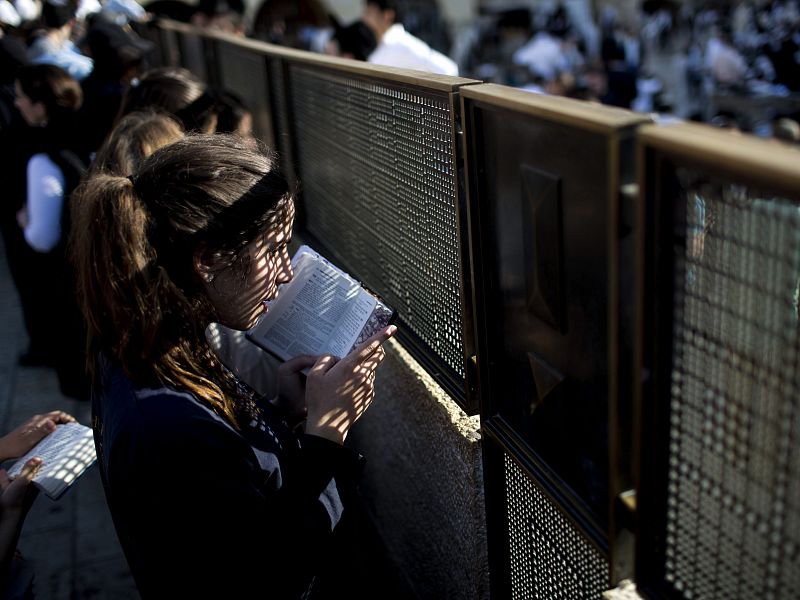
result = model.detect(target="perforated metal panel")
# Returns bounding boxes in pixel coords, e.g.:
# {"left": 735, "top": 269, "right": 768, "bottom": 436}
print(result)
{"left": 662, "top": 172, "right": 800, "bottom": 599}
{"left": 505, "top": 454, "right": 609, "bottom": 599}
{"left": 158, "top": 27, "right": 181, "bottom": 67}
{"left": 215, "top": 42, "right": 273, "bottom": 146}
{"left": 288, "top": 65, "right": 466, "bottom": 381}
{"left": 268, "top": 56, "right": 293, "bottom": 182}
{"left": 177, "top": 32, "right": 207, "bottom": 81}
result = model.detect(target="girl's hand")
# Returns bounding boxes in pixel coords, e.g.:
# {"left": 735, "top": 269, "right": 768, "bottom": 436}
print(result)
{"left": 273, "top": 355, "right": 317, "bottom": 423}
{"left": 304, "top": 325, "right": 396, "bottom": 445}
{"left": 0, "top": 458, "right": 42, "bottom": 514}
{"left": 0, "top": 412, "right": 75, "bottom": 461}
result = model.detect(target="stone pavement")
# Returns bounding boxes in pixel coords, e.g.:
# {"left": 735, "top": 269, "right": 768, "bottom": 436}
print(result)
{"left": 0, "top": 246, "right": 138, "bottom": 598}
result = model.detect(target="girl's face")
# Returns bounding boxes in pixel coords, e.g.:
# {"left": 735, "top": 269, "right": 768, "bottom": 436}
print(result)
{"left": 13, "top": 81, "right": 47, "bottom": 127}
{"left": 200, "top": 203, "right": 295, "bottom": 330}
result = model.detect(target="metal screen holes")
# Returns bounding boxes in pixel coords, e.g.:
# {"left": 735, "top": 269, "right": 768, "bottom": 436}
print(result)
{"left": 504, "top": 455, "right": 609, "bottom": 600}
{"left": 216, "top": 45, "right": 270, "bottom": 144}
{"left": 269, "top": 57, "right": 290, "bottom": 161}
{"left": 288, "top": 66, "right": 465, "bottom": 378}
{"left": 666, "top": 173, "right": 800, "bottom": 599}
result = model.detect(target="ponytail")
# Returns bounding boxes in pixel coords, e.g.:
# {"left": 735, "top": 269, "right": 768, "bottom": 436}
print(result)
{"left": 70, "top": 174, "right": 242, "bottom": 427}
{"left": 71, "top": 175, "right": 152, "bottom": 367}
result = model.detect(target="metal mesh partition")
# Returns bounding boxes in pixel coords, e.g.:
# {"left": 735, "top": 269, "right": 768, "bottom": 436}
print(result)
{"left": 177, "top": 31, "right": 208, "bottom": 81}
{"left": 213, "top": 40, "right": 274, "bottom": 146}
{"left": 638, "top": 123, "right": 800, "bottom": 600}
{"left": 287, "top": 64, "right": 471, "bottom": 401}
{"left": 462, "top": 86, "right": 649, "bottom": 595}
{"left": 157, "top": 26, "right": 181, "bottom": 67}
{"left": 505, "top": 453, "right": 610, "bottom": 600}
{"left": 268, "top": 55, "right": 294, "bottom": 183}
{"left": 142, "top": 21, "right": 480, "bottom": 407}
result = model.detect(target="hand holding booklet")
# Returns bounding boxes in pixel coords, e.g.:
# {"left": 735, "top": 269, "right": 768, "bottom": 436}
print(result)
{"left": 247, "top": 245, "right": 397, "bottom": 362}
{"left": 6, "top": 423, "right": 96, "bottom": 500}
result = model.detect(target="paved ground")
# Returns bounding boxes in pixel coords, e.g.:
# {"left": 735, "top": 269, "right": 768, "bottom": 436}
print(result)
{"left": 0, "top": 245, "right": 139, "bottom": 599}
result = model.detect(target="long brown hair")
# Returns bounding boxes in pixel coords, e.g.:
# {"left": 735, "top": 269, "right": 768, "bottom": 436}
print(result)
{"left": 90, "top": 111, "right": 184, "bottom": 176}
{"left": 118, "top": 67, "right": 217, "bottom": 133}
{"left": 70, "top": 134, "right": 293, "bottom": 426}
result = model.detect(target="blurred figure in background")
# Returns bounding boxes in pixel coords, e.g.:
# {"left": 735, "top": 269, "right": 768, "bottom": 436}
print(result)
{"left": 79, "top": 19, "right": 153, "bottom": 156}
{"left": 118, "top": 66, "right": 219, "bottom": 133}
{"left": 192, "top": 0, "right": 243, "bottom": 31}
{"left": 773, "top": 116, "right": 800, "bottom": 144}
{"left": 705, "top": 26, "right": 748, "bottom": 90}
{"left": 13, "top": 64, "right": 90, "bottom": 399}
{"left": 214, "top": 90, "right": 256, "bottom": 148}
{"left": 28, "top": 0, "right": 93, "bottom": 81}
{"left": 88, "top": 110, "right": 183, "bottom": 176}
{"left": 324, "top": 18, "right": 376, "bottom": 62}
{"left": 361, "top": 0, "right": 457, "bottom": 75}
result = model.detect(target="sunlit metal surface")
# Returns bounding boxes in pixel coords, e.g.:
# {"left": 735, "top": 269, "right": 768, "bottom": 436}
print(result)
{"left": 289, "top": 65, "right": 466, "bottom": 379}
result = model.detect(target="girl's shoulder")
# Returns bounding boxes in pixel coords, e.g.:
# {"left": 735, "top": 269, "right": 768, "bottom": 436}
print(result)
{"left": 96, "top": 359, "right": 241, "bottom": 449}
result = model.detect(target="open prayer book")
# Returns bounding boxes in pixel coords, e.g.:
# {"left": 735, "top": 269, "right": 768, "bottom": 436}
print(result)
{"left": 247, "top": 245, "right": 397, "bottom": 362}
{"left": 7, "top": 423, "right": 97, "bottom": 500}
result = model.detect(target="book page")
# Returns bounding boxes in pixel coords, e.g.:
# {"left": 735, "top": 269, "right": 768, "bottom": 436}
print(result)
{"left": 250, "top": 251, "right": 377, "bottom": 359}
{"left": 6, "top": 423, "right": 96, "bottom": 500}
{"left": 324, "top": 289, "right": 377, "bottom": 357}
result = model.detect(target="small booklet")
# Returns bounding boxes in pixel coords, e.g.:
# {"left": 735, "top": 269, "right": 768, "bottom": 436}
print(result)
{"left": 6, "top": 423, "right": 97, "bottom": 501}
{"left": 247, "top": 245, "right": 397, "bottom": 362}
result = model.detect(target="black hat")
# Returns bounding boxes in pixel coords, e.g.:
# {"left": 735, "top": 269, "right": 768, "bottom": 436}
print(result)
{"left": 84, "top": 21, "right": 153, "bottom": 67}
{"left": 333, "top": 20, "right": 376, "bottom": 61}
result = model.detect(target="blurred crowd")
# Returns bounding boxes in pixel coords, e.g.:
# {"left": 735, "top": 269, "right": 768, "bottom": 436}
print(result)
{"left": 3, "top": 0, "right": 796, "bottom": 136}
{"left": 257, "top": 0, "right": 800, "bottom": 141}
{"left": 458, "top": 0, "right": 800, "bottom": 140}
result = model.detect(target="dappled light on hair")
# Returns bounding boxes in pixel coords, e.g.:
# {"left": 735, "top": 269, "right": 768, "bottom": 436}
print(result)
{"left": 70, "top": 134, "right": 295, "bottom": 428}
{"left": 91, "top": 111, "right": 184, "bottom": 177}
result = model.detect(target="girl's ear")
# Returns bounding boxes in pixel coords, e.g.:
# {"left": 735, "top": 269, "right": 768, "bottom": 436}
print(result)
{"left": 192, "top": 243, "right": 217, "bottom": 283}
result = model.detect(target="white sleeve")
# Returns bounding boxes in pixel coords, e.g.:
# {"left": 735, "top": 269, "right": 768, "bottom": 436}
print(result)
{"left": 25, "top": 153, "right": 65, "bottom": 253}
{"left": 13, "top": 0, "right": 37, "bottom": 20}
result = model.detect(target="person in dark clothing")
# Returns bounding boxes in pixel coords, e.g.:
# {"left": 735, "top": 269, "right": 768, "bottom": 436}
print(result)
{"left": 765, "top": 33, "right": 800, "bottom": 91}
{"left": 141, "top": 0, "right": 196, "bottom": 23}
{"left": 326, "top": 18, "right": 377, "bottom": 61}
{"left": 0, "top": 26, "right": 35, "bottom": 313}
{"left": 70, "top": 134, "right": 396, "bottom": 598}
{"left": 13, "top": 64, "right": 90, "bottom": 399}
{"left": 78, "top": 20, "right": 154, "bottom": 156}
{"left": 194, "top": 0, "right": 244, "bottom": 21}
{"left": 0, "top": 29, "right": 28, "bottom": 130}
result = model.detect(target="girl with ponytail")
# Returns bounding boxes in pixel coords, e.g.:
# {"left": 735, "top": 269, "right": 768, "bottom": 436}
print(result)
{"left": 70, "top": 134, "right": 396, "bottom": 598}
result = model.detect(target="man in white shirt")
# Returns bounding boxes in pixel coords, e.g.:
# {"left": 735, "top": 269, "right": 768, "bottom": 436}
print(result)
{"left": 705, "top": 29, "right": 748, "bottom": 87}
{"left": 361, "top": 0, "right": 458, "bottom": 76}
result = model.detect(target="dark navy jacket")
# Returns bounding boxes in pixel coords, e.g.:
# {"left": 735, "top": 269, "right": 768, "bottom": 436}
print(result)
{"left": 92, "top": 358, "right": 363, "bottom": 599}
